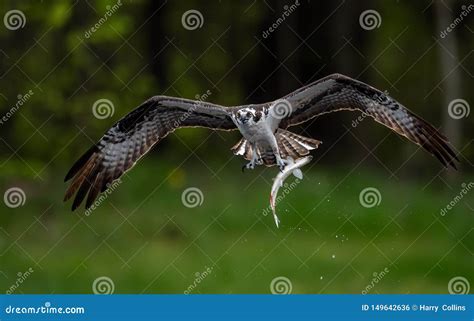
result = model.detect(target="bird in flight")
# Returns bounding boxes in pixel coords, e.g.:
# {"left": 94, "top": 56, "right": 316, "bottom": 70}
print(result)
{"left": 64, "top": 73, "right": 459, "bottom": 211}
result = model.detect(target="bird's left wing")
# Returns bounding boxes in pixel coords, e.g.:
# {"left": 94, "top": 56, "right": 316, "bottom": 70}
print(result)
{"left": 274, "top": 73, "right": 459, "bottom": 169}
{"left": 64, "top": 96, "right": 237, "bottom": 210}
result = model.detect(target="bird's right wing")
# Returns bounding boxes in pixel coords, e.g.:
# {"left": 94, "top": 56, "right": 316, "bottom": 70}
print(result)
{"left": 273, "top": 73, "right": 459, "bottom": 169}
{"left": 64, "top": 96, "right": 237, "bottom": 211}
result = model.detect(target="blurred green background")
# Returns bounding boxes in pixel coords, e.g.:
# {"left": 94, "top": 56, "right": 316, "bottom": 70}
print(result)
{"left": 0, "top": 0, "right": 472, "bottom": 294}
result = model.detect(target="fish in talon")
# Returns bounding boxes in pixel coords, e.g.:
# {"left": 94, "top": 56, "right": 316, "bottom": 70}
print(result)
{"left": 269, "top": 156, "right": 312, "bottom": 228}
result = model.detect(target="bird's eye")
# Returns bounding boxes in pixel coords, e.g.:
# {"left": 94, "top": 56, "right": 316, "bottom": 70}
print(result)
{"left": 246, "top": 112, "right": 251, "bottom": 118}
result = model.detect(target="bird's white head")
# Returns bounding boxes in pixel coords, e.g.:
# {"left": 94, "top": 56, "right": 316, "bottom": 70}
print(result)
{"left": 233, "top": 107, "right": 261, "bottom": 126}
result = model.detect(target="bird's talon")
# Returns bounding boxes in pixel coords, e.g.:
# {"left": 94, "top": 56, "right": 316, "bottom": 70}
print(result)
{"left": 243, "top": 161, "right": 256, "bottom": 172}
{"left": 276, "top": 158, "right": 287, "bottom": 172}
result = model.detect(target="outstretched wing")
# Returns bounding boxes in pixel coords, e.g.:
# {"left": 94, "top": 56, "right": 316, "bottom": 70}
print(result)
{"left": 64, "top": 96, "right": 237, "bottom": 210}
{"left": 276, "top": 73, "right": 459, "bottom": 168}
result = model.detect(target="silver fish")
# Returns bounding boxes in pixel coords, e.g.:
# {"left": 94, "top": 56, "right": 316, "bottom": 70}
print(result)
{"left": 269, "top": 156, "right": 312, "bottom": 228}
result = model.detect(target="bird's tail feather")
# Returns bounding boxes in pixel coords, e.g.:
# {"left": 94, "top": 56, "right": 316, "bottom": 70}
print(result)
{"left": 231, "top": 129, "right": 321, "bottom": 166}
{"left": 231, "top": 137, "right": 253, "bottom": 160}
{"left": 276, "top": 129, "right": 321, "bottom": 161}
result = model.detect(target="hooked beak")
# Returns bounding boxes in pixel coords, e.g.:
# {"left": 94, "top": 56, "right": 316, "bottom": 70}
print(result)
{"left": 237, "top": 113, "right": 248, "bottom": 123}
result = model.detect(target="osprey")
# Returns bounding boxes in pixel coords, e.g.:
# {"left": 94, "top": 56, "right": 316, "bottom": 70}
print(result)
{"left": 64, "top": 73, "right": 458, "bottom": 210}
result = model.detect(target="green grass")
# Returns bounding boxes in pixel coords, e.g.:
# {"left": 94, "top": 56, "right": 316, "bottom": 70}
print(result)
{"left": 1, "top": 157, "right": 472, "bottom": 294}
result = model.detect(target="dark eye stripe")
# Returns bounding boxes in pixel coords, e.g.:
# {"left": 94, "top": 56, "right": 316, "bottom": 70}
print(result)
{"left": 254, "top": 112, "right": 261, "bottom": 122}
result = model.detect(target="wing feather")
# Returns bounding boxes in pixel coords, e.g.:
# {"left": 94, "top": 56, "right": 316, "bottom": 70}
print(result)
{"left": 65, "top": 96, "right": 236, "bottom": 211}
{"left": 277, "top": 73, "right": 459, "bottom": 169}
